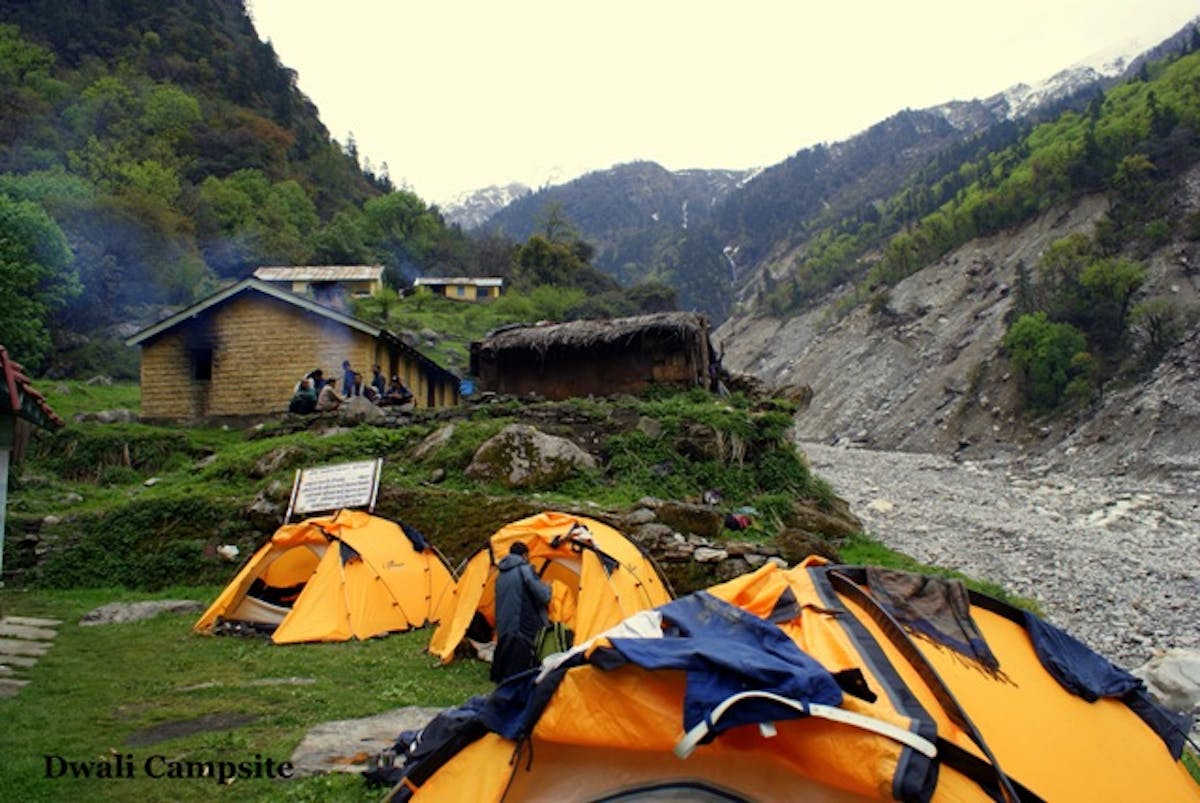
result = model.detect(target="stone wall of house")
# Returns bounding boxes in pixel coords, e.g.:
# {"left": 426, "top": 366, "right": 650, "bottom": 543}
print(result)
{"left": 479, "top": 341, "right": 704, "bottom": 400}
{"left": 216, "top": 297, "right": 371, "bottom": 415}
{"left": 138, "top": 294, "right": 460, "bottom": 420}
{"left": 139, "top": 330, "right": 207, "bottom": 420}
{"left": 217, "top": 297, "right": 459, "bottom": 412}
{"left": 139, "top": 297, "right": 371, "bottom": 419}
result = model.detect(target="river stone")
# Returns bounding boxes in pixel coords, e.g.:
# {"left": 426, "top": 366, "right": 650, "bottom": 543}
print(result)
{"left": 1133, "top": 648, "right": 1200, "bottom": 714}
{"left": 80, "top": 600, "right": 205, "bottom": 626}
{"left": 289, "top": 707, "right": 445, "bottom": 777}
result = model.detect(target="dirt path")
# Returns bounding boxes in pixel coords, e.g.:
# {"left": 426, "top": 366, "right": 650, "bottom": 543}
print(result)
{"left": 800, "top": 442, "right": 1200, "bottom": 671}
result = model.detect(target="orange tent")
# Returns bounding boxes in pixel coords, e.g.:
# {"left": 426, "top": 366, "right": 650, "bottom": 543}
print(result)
{"left": 194, "top": 510, "right": 453, "bottom": 644}
{"left": 391, "top": 559, "right": 1198, "bottom": 801}
{"left": 427, "top": 511, "right": 671, "bottom": 663}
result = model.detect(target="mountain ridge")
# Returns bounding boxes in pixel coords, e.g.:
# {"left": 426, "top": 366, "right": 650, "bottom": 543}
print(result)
{"left": 453, "top": 17, "right": 1199, "bottom": 325}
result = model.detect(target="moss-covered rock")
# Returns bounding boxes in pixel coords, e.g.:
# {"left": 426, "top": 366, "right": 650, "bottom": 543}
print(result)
{"left": 465, "top": 424, "right": 597, "bottom": 489}
{"left": 376, "top": 487, "right": 542, "bottom": 565}
{"left": 786, "top": 497, "right": 862, "bottom": 538}
{"left": 654, "top": 500, "right": 723, "bottom": 539}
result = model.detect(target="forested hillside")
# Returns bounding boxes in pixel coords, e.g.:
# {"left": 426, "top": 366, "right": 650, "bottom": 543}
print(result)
{"left": 482, "top": 161, "right": 749, "bottom": 320}
{"left": 476, "top": 21, "right": 1200, "bottom": 335}
{"left": 0, "top": 0, "right": 691, "bottom": 379}
{"left": 716, "top": 34, "right": 1200, "bottom": 465}
{"left": 748, "top": 38, "right": 1200, "bottom": 407}
{"left": 0, "top": 0, "right": 469, "bottom": 378}
{"left": 755, "top": 37, "right": 1200, "bottom": 316}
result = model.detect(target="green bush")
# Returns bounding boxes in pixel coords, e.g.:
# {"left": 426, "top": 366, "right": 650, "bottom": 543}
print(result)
{"left": 1003, "top": 313, "right": 1092, "bottom": 409}
{"left": 33, "top": 424, "right": 193, "bottom": 481}
{"left": 35, "top": 495, "right": 253, "bottom": 589}
{"left": 1142, "top": 218, "right": 1171, "bottom": 247}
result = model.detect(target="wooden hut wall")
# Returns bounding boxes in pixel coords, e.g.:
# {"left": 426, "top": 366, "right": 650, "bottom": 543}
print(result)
{"left": 483, "top": 330, "right": 705, "bottom": 400}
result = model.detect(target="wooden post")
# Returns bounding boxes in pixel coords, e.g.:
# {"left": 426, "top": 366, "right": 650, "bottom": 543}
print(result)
{"left": 0, "top": 416, "right": 12, "bottom": 588}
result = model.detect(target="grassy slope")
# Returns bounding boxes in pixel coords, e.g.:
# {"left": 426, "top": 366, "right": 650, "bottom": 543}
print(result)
{"left": 0, "top": 586, "right": 491, "bottom": 802}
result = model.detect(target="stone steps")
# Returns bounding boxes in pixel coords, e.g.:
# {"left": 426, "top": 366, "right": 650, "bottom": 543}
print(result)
{"left": 0, "top": 615, "right": 61, "bottom": 698}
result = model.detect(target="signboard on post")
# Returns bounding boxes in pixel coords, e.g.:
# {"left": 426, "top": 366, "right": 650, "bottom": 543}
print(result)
{"left": 285, "top": 458, "right": 382, "bottom": 522}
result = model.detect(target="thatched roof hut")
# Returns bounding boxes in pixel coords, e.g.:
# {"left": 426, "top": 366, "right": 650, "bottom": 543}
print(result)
{"left": 470, "top": 312, "right": 715, "bottom": 400}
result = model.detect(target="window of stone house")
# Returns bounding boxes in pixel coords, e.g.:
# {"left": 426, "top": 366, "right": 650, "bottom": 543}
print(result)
{"left": 191, "top": 347, "right": 213, "bottom": 381}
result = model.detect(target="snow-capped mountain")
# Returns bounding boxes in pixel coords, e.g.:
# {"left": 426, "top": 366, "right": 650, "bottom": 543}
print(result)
{"left": 440, "top": 182, "right": 532, "bottom": 230}
{"left": 941, "top": 16, "right": 1199, "bottom": 125}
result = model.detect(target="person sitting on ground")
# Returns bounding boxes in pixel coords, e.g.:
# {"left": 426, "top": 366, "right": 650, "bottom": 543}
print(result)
{"left": 293, "top": 369, "right": 322, "bottom": 394}
{"left": 353, "top": 371, "right": 381, "bottom": 403}
{"left": 371, "top": 364, "right": 386, "bottom": 399}
{"left": 490, "top": 541, "right": 551, "bottom": 682}
{"left": 288, "top": 377, "right": 317, "bottom": 414}
{"left": 316, "top": 377, "right": 348, "bottom": 412}
{"left": 381, "top": 375, "right": 413, "bottom": 406}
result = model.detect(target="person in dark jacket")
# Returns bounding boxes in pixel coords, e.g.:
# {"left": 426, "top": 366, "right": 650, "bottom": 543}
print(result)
{"left": 490, "top": 542, "right": 551, "bottom": 682}
{"left": 370, "top": 364, "right": 387, "bottom": 399}
{"left": 288, "top": 377, "right": 317, "bottom": 414}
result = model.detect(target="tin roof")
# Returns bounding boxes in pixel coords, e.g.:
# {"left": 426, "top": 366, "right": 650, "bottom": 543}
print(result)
{"left": 414, "top": 277, "right": 504, "bottom": 287}
{"left": 254, "top": 265, "right": 384, "bottom": 282}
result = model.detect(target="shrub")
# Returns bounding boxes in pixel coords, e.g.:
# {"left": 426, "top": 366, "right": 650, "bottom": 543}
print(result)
{"left": 34, "top": 425, "right": 192, "bottom": 482}
{"left": 1002, "top": 313, "right": 1091, "bottom": 409}
{"left": 1131, "top": 298, "right": 1184, "bottom": 369}
{"left": 35, "top": 495, "right": 253, "bottom": 589}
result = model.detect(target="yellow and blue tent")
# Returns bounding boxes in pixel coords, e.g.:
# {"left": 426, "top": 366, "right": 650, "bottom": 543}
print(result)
{"left": 388, "top": 557, "right": 1198, "bottom": 801}
{"left": 427, "top": 511, "right": 672, "bottom": 663}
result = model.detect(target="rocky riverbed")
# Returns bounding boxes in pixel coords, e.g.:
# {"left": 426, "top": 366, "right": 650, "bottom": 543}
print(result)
{"left": 799, "top": 442, "right": 1200, "bottom": 672}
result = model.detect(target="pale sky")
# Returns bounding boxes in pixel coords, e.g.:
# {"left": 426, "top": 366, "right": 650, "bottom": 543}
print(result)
{"left": 247, "top": 0, "right": 1198, "bottom": 206}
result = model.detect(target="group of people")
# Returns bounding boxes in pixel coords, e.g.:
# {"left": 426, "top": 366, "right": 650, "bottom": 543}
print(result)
{"left": 287, "top": 360, "right": 413, "bottom": 414}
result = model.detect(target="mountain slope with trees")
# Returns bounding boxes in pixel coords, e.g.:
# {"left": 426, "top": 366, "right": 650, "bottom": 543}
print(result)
{"left": 0, "top": 0, "right": 688, "bottom": 378}
{"left": 0, "top": 0, "right": 492, "bottom": 378}
{"left": 481, "top": 161, "right": 750, "bottom": 319}
{"left": 474, "top": 21, "right": 1199, "bottom": 329}
{"left": 717, "top": 38, "right": 1200, "bottom": 471}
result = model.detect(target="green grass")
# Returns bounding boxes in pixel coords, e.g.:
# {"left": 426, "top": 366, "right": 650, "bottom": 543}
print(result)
{"left": 0, "top": 586, "right": 491, "bottom": 802}
{"left": 36, "top": 379, "right": 141, "bottom": 422}
{"left": 1184, "top": 749, "right": 1200, "bottom": 785}
{"left": 355, "top": 286, "right": 587, "bottom": 372}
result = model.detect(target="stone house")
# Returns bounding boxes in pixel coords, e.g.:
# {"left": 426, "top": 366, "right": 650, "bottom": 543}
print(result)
{"left": 469, "top": 312, "right": 717, "bottom": 400}
{"left": 412, "top": 276, "right": 504, "bottom": 301}
{"left": 125, "top": 277, "right": 459, "bottom": 421}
